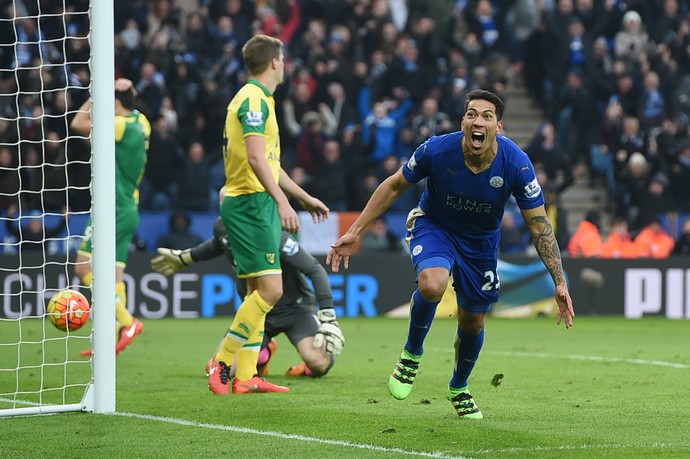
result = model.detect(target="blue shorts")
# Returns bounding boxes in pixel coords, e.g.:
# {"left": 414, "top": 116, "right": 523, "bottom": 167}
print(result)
{"left": 406, "top": 212, "right": 499, "bottom": 313}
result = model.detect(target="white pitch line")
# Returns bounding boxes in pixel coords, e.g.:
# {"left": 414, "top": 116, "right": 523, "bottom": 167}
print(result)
{"left": 459, "top": 442, "right": 690, "bottom": 456}
{"left": 0, "top": 397, "right": 38, "bottom": 406}
{"left": 4, "top": 400, "right": 687, "bottom": 456}
{"left": 112, "top": 411, "right": 470, "bottom": 459}
{"left": 430, "top": 348, "right": 689, "bottom": 369}
{"left": 484, "top": 350, "right": 689, "bottom": 369}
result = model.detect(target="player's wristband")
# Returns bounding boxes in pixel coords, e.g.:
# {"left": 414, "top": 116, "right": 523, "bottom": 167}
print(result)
{"left": 317, "top": 308, "right": 337, "bottom": 323}
{"left": 179, "top": 249, "right": 193, "bottom": 266}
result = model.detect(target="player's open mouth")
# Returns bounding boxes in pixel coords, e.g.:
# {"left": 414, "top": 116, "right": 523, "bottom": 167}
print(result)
{"left": 471, "top": 131, "right": 485, "bottom": 148}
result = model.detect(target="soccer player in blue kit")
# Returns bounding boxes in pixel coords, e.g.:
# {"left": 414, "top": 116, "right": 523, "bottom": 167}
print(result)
{"left": 327, "top": 89, "right": 575, "bottom": 419}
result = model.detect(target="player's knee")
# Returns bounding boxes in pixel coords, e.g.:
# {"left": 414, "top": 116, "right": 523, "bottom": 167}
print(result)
{"left": 461, "top": 322, "right": 484, "bottom": 336}
{"left": 417, "top": 276, "right": 446, "bottom": 302}
{"left": 458, "top": 311, "right": 486, "bottom": 335}
{"left": 258, "top": 285, "right": 283, "bottom": 306}
{"left": 305, "top": 354, "right": 332, "bottom": 376}
{"left": 307, "top": 362, "right": 330, "bottom": 377}
{"left": 417, "top": 270, "right": 448, "bottom": 301}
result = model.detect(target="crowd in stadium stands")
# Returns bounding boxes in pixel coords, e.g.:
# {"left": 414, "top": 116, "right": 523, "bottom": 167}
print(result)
{"left": 1, "top": 0, "right": 690, "bottom": 257}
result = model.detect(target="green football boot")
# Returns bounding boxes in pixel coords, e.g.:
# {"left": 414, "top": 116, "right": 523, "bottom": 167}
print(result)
{"left": 447, "top": 386, "right": 483, "bottom": 419}
{"left": 388, "top": 349, "right": 422, "bottom": 400}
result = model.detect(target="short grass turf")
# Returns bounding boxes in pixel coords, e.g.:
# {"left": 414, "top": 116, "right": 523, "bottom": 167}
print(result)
{"left": 1, "top": 316, "right": 689, "bottom": 458}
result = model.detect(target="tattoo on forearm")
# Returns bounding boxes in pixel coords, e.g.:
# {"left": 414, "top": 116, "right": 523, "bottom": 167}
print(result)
{"left": 530, "top": 216, "right": 566, "bottom": 285}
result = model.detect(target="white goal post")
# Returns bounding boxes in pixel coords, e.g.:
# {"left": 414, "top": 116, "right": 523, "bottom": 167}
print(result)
{"left": 0, "top": 0, "right": 116, "bottom": 417}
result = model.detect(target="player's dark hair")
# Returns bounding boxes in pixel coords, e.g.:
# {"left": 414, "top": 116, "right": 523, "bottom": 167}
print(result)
{"left": 242, "top": 34, "right": 284, "bottom": 76}
{"left": 464, "top": 89, "right": 505, "bottom": 120}
{"left": 115, "top": 87, "right": 135, "bottom": 110}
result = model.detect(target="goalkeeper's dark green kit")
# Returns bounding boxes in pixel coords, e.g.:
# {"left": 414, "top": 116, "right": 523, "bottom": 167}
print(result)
{"left": 191, "top": 218, "right": 333, "bottom": 346}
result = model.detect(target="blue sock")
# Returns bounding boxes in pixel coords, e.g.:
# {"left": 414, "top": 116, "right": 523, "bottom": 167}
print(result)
{"left": 404, "top": 289, "right": 439, "bottom": 356}
{"left": 450, "top": 327, "right": 484, "bottom": 388}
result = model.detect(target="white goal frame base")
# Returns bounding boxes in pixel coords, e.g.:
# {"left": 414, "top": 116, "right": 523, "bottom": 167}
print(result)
{"left": 0, "top": 384, "right": 93, "bottom": 417}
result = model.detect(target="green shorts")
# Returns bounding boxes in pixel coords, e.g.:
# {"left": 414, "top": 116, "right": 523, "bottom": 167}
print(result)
{"left": 78, "top": 206, "right": 139, "bottom": 267}
{"left": 221, "top": 192, "right": 281, "bottom": 278}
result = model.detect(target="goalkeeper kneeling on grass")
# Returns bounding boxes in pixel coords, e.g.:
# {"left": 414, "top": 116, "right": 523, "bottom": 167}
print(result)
{"left": 151, "top": 217, "right": 344, "bottom": 380}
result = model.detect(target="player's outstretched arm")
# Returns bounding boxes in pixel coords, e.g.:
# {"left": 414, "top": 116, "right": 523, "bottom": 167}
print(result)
{"left": 151, "top": 236, "right": 225, "bottom": 276}
{"left": 521, "top": 205, "right": 575, "bottom": 329}
{"left": 151, "top": 248, "right": 195, "bottom": 275}
{"left": 289, "top": 239, "right": 343, "bottom": 354}
{"left": 327, "top": 167, "right": 412, "bottom": 272}
{"left": 283, "top": 233, "right": 334, "bottom": 310}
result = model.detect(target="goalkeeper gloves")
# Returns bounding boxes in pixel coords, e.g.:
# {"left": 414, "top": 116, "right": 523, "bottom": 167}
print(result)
{"left": 313, "top": 308, "right": 345, "bottom": 356}
{"left": 150, "top": 248, "right": 194, "bottom": 276}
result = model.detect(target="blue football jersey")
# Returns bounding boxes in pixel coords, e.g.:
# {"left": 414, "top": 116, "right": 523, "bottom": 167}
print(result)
{"left": 402, "top": 131, "right": 544, "bottom": 242}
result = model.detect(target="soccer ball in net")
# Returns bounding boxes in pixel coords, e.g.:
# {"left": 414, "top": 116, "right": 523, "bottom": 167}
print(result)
{"left": 47, "top": 289, "right": 91, "bottom": 332}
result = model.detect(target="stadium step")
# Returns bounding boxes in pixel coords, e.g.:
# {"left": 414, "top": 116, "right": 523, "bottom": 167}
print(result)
{"left": 503, "top": 79, "right": 543, "bottom": 149}
{"left": 503, "top": 75, "right": 611, "bottom": 236}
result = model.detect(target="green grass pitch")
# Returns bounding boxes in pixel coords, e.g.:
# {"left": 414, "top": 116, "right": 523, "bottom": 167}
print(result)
{"left": 2, "top": 316, "right": 690, "bottom": 458}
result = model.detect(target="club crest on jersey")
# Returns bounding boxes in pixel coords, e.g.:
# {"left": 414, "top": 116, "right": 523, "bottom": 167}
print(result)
{"left": 265, "top": 253, "right": 276, "bottom": 264}
{"left": 412, "top": 245, "right": 423, "bottom": 256}
{"left": 489, "top": 176, "right": 504, "bottom": 188}
{"left": 246, "top": 111, "right": 263, "bottom": 126}
{"left": 523, "top": 178, "right": 542, "bottom": 198}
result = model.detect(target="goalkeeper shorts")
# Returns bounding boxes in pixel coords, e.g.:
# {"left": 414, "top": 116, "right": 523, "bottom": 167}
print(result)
{"left": 263, "top": 304, "right": 318, "bottom": 348}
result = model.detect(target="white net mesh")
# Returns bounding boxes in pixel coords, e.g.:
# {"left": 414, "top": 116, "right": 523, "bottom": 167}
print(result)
{"left": 0, "top": 0, "right": 93, "bottom": 413}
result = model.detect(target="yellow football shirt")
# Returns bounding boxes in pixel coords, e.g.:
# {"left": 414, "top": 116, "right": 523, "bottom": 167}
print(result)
{"left": 222, "top": 79, "right": 281, "bottom": 197}
{"left": 114, "top": 110, "right": 150, "bottom": 208}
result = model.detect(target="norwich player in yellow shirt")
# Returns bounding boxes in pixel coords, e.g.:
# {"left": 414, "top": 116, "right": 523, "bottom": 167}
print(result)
{"left": 71, "top": 78, "right": 150, "bottom": 357}
{"left": 207, "top": 35, "right": 329, "bottom": 395}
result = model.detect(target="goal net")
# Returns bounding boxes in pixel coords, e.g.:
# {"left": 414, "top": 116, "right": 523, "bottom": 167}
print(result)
{"left": 0, "top": 0, "right": 116, "bottom": 416}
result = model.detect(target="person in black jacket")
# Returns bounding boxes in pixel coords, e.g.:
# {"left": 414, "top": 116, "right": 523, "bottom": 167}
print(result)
{"left": 156, "top": 211, "right": 203, "bottom": 250}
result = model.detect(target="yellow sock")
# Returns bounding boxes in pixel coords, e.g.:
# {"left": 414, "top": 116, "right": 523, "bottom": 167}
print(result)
{"left": 81, "top": 271, "right": 93, "bottom": 287}
{"left": 115, "top": 282, "right": 133, "bottom": 329}
{"left": 236, "top": 319, "right": 265, "bottom": 381}
{"left": 215, "top": 291, "right": 272, "bottom": 366}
